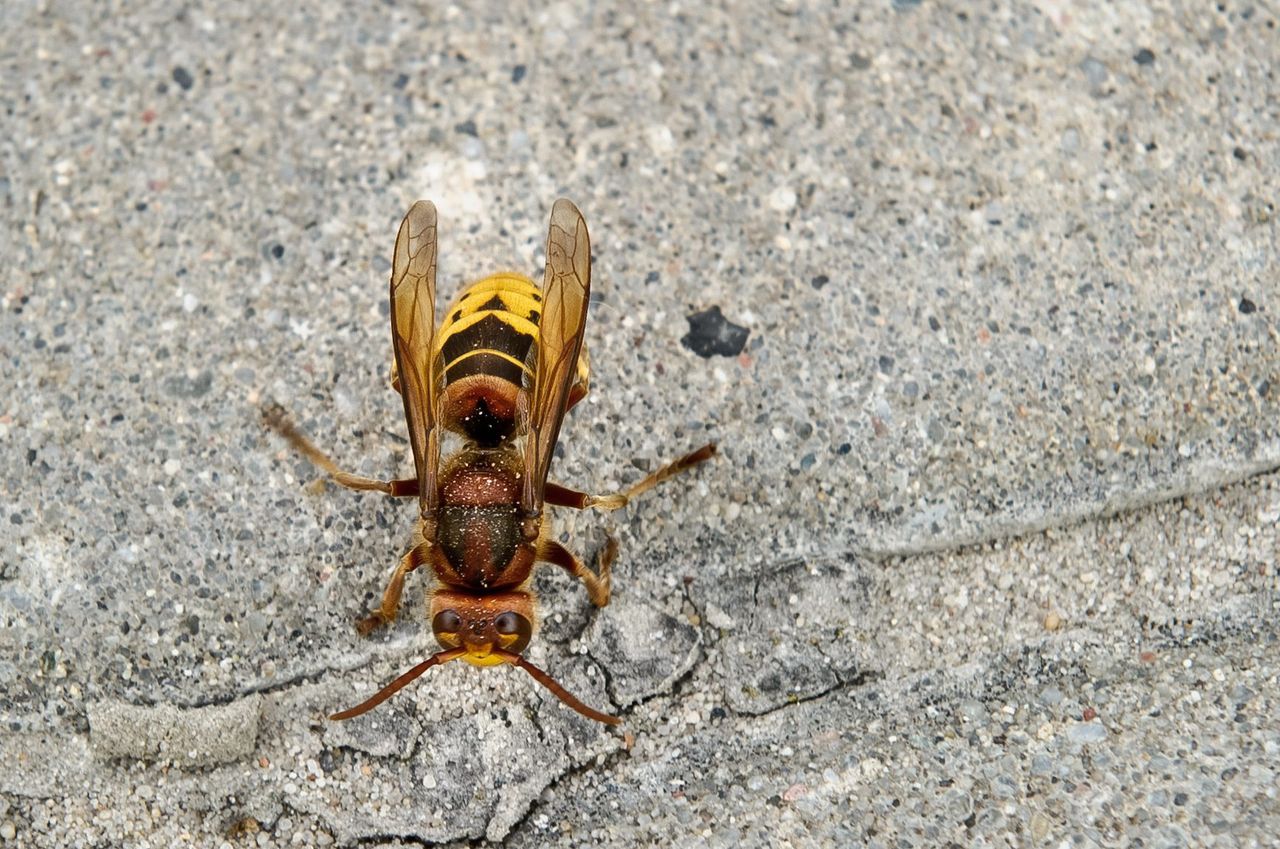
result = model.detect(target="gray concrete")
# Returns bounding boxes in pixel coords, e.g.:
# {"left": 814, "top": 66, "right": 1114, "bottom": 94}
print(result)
{"left": 1, "top": 1, "right": 1276, "bottom": 846}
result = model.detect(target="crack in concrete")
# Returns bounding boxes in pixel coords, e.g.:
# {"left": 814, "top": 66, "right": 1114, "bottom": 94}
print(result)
{"left": 582, "top": 642, "right": 624, "bottom": 711}
{"left": 726, "top": 668, "right": 883, "bottom": 720}
{"left": 857, "top": 455, "right": 1280, "bottom": 558}
{"left": 187, "top": 663, "right": 333, "bottom": 711}
{"left": 350, "top": 833, "right": 434, "bottom": 848}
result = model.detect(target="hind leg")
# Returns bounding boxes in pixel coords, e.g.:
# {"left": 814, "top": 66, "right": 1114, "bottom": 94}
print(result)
{"left": 263, "top": 403, "right": 416, "bottom": 496}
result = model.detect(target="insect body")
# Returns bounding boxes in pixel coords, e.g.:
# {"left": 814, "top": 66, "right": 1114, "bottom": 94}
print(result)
{"left": 266, "top": 200, "right": 715, "bottom": 726}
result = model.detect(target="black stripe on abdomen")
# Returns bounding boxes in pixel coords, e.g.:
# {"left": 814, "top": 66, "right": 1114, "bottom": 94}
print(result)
{"left": 444, "top": 351, "right": 524, "bottom": 384}
{"left": 440, "top": 313, "right": 535, "bottom": 385}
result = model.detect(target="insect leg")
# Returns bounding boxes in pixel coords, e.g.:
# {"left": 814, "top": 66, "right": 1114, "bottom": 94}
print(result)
{"left": 537, "top": 538, "right": 617, "bottom": 608}
{"left": 545, "top": 442, "right": 717, "bottom": 512}
{"left": 262, "top": 403, "right": 417, "bottom": 496}
{"left": 356, "top": 544, "right": 429, "bottom": 635}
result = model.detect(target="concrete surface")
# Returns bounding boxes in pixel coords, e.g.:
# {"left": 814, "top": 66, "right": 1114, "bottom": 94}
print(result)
{"left": 1, "top": 1, "right": 1277, "bottom": 846}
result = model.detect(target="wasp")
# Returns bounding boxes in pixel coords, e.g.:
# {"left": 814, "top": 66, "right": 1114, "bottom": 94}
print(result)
{"left": 265, "top": 199, "right": 715, "bottom": 725}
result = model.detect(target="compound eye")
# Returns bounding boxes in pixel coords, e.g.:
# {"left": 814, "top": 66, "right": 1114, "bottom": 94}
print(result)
{"left": 493, "top": 611, "right": 532, "bottom": 653}
{"left": 433, "top": 609, "right": 462, "bottom": 634}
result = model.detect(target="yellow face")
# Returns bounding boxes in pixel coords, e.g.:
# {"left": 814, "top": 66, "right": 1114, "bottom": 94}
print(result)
{"left": 430, "top": 588, "right": 534, "bottom": 666}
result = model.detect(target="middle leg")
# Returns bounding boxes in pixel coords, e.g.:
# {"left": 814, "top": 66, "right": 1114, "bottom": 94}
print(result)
{"left": 544, "top": 442, "right": 717, "bottom": 512}
{"left": 356, "top": 544, "right": 429, "bottom": 635}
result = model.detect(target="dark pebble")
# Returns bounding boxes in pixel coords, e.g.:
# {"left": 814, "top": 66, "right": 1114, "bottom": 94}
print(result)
{"left": 1238, "top": 297, "right": 1256, "bottom": 314}
{"left": 511, "top": 65, "right": 526, "bottom": 84}
{"left": 455, "top": 119, "right": 478, "bottom": 136}
{"left": 811, "top": 274, "right": 829, "bottom": 290}
{"left": 172, "top": 66, "right": 194, "bottom": 90}
{"left": 1133, "top": 48, "right": 1156, "bottom": 65}
{"left": 163, "top": 370, "right": 213, "bottom": 399}
{"left": 271, "top": 243, "right": 284, "bottom": 260}
{"left": 681, "top": 305, "right": 750, "bottom": 358}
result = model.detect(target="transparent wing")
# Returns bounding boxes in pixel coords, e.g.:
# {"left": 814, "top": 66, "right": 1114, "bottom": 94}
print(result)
{"left": 522, "top": 199, "right": 591, "bottom": 515}
{"left": 389, "top": 201, "right": 442, "bottom": 516}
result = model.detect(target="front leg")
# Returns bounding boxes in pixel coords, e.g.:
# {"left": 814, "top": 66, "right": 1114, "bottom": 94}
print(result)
{"left": 356, "top": 544, "right": 429, "bottom": 635}
{"left": 536, "top": 537, "right": 618, "bottom": 608}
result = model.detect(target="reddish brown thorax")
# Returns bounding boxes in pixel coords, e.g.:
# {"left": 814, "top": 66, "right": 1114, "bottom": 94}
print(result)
{"left": 433, "top": 450, "right": 536, "bottom": 590}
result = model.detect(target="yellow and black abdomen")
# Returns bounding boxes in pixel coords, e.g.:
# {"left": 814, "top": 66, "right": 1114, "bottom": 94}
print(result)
{"left": 434, "top": 273, "right": 588, "bottom": 447}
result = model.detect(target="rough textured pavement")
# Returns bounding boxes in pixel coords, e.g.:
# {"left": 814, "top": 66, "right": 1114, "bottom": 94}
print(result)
{"left": 1, "top": 1, "right": 1277, "bottom": 846}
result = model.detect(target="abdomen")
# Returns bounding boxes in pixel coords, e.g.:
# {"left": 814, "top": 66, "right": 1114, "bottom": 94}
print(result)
{"left": 435, "top": 273, "right": 588, "bottom": 446}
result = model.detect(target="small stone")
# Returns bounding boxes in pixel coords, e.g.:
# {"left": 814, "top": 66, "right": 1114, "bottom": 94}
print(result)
{"left": 704, "top": 603, "right": 735, "bottom": 630}
{"left": 646, "top": 124, "right": 675, "bottom": 155}
{"left": 768, "top": 186, "right": 797, "bottom": 212}
{"left": 1080, "top": 57, "right": 1108, "bottom": 90}
{"left": 1038, "top": 686, "right": 1064, "bottom": 706}
{"left": 782, "top": 783, "right": 807, "bottom": 802}
{"left": 1066, "top": 721, "right": 1107, "bottom": 744}
{"left": 681, "top": 306, "right": 750, "bottom": 358}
